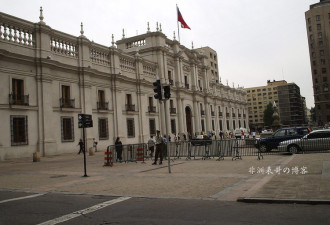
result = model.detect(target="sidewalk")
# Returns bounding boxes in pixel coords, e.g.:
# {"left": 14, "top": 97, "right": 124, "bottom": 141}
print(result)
{"left": 0, "top": 151, "right": 330, "bottom": 204}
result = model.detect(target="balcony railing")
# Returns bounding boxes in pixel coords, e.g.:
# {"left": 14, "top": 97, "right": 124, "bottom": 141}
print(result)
{"left": 238, "top": 113, "right": 242, "bottom": 118}
{"left": 126, "top": 104, "right": 135, "bottom": 111}
{"left": 226, "top": 113, "right": 230, "bottom": 117}
{"left": 148, "top": 106, "right": 156, "bottom": 113}
{"left": 60, "top": 98, "right": 75, "bottom": 108}
{"left": 201, "top": 110, "right": 205, "bottom": 116}
{"left": 170, "top": 108, "right": 176, "bottom": 114}
{"left": 185, "top": 83, "right": 190, "bottom": 89}
{"left": 219, "top": 112, "right": 223, "bottom": 117}
{"left": 97, "top": 101, "right": 109, "bottom": 110}
{"left": 243, "top": 114, "right": 246, "bottom": 118}
{"left": 211, "top": 111, "right": 215, "bottom": 116}
{"left": 232, "top": 113, "right": 236, "bottom": 118}
{"left": 169, "top": 79, "right": 174, "bottom": 85}
{"left": 9, "top": 94, "right": 29, "bottom": 105}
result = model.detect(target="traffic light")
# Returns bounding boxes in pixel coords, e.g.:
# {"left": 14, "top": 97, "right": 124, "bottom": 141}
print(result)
{"left": 163, "top": 85, "right": 171, "bottom": 99}
{"left": 153, "top": 79, "right": 162, "bottom": 100}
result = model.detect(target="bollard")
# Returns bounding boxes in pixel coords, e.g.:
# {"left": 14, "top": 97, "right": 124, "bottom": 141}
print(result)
{"left": 136, "top": 146, "right": 144, "bottom": 163}
{"left": 104, "top": 148, "right": 113, "bottom": 166}
{"left": 89, "top": 147, "right": 95, "bottom": 156}
{"left": 33, "top": 152, "right": 40, "bottom": 162}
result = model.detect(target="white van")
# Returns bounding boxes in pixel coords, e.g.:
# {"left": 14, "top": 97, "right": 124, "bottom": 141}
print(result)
{"left": 234, "top": 128, "right": 248, "bottom": 139}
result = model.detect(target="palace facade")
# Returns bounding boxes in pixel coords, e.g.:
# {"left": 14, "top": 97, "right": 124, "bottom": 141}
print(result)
{"left": 0, "top": 10, "right": 247, "bottom": 160}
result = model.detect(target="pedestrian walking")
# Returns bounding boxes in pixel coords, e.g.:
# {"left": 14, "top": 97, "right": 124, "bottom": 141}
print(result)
{"left": 78, "top": 139, "right": 84, "bottom": 154}
{"left": 93, "top": 138, "right": 98, "bottom": 152}
{"left": 153, "top": 130, "right": 164, "bottom": 165}
{"left": 147, "top": 136, "right": 155, "bottom": 157}
{"left": 115, "top": 137, "right": 123, "bottom": 162}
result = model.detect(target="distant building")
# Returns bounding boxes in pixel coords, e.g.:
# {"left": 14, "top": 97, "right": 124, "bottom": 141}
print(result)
{"left": 305, "top": 0, "right": 330, "bottom": 125}
{"left": 246, "top": 80, "right": 306, "bottom": 130}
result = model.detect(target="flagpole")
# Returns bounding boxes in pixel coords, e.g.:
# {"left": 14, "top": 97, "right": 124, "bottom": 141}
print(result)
{"left": 176, "top": 4, "right": 180, "bottom": 43}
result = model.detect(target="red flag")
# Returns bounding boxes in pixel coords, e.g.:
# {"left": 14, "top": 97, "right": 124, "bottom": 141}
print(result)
{"left": 177, "top": 6, "right": 191, "bottom": 29}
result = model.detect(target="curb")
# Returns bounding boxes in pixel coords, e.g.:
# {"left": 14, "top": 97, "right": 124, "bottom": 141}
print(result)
{"left": 237, "top": 197, "right": 330, "bottom": 205}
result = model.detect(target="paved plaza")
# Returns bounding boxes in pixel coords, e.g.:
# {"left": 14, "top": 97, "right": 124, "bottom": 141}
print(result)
{"left": 1, "top": 151, "right": 330, "bottom": 204}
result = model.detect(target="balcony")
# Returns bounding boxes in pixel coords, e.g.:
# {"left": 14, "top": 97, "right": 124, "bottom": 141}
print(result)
{"left": 219, "top": 112, "right": 223, "bottom": 117}
{"left": 9, "top": 94, "right": 29, "bottom": 106}
{"left": 201, "top": 110, "right": 205, "bottom": 116}
{"left": 238, "top": 113, "right": 242, "bottom": 118}
{"left": 148, "top": 106, "right": 156, "bottom": 113}
{"left": 126, "top": 104, "right": 135, "bottom": 111}
{"left": 243, "top": 114, "right": 246, "bottom": 118}
{"left": 211, "top": 111, "right": 215, "bottom": 116}
{"left": 60, "top": 98, "right": 75, "bottom": 108}
{"left": 169, "top": 79, "right": 174, "bottom": 85}
{"left": 170, "top": 108, "right": 176, "bottom": 114}
{"left": 232, "top": 113, "right": 236, "bottom": 118}
{"left": 185, "top": 83, "right": 190, "bottom": 89}
{"left": 226, "top": 113, "right": 230, "bottom": 117}
{"left": 97, "top": 101, "right": 109, "bottom": 110}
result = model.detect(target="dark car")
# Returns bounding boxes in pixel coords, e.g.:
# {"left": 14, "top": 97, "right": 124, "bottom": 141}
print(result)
{"left": 257, "top": 127, "right": 311, "bottom": 152}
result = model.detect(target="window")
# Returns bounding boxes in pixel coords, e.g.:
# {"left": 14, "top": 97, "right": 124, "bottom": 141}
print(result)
{"left": 315, "top": 78, "right": 319, "bottom": 83}
{"left": 318, "top": 32, "right": 322, "bottom": 38}
{"left": 61, "top": 116, "right": 74, "bottom": 142}
{"left": 321, "top": 59, "right": 326, "bottom": 65}
{"left": 320, "top": 50, "right": 324, "bottom": 56}
{"left": 127, "top": 118, "right": 135, "bottom": 138}
{"left": 317, "top": 24, "right": 321, "bottom": 30}
{"left": 171, "top": 119, "right": 176, "bottom": 134}
{"left": 148, "top": 97, "right": 155, "bottom": 112}
{"left": 323, "top": 77, "right": 327, "bottom": 82}
{"left": 226, "top": 120, "right": 230, "bottom": 130}
{"left": 149, "top": 119, "right": 156, "bottom": 136}
{"left": 212, "top": 120, "right": 215, "bottom": 131}
{"left": 11, "top": 115, "right": 28, "bottom": 145}
{"left": 98, "top": 118, "right": 109, "bottom": 140}
{"left": 126, "top": 94, "right": 135, "bottom": 111}
{"left": 316, "top": 15, "right": 320, "bottom": 21}
{"left": 310, "top": 34, "right": 314, "bottom": 41}
{"left": 61, "top": 85, "right": 74, "bottom": 108}
{"left": 319, "top": 41, "right": 323, "bottom": 46}
{"left": 97, "top": 90, "right": 107, "bottom": 110}
{"left": 307, "top": 18, "right": 311, "bottom": 24}
{"left": 309, "top": 26, "right": 312, "bottom": 32}
{"left": 201, "top": 120, "right": 205, "bottom": 132}
{"left": 322, "top": 68, "right": 327, "bottom": 74}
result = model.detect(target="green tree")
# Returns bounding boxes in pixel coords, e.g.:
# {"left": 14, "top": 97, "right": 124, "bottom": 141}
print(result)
{"left": 263, "top": 102, "right": 274, "bottom": 127}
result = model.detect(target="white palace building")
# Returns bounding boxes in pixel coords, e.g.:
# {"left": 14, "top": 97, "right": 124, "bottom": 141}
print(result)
{"left": 0, "top": 9, "right": 248, "bottom": 160}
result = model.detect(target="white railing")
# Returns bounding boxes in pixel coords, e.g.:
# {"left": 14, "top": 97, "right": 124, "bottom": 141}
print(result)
{"left": 0, "top": 23, "right": 34, "bottom": 46}
{"left": 125, "top": 39, "right": 146, "bottom": 49}
{"left": 50, "top": 37, "right": 77, "bottom": 58}
{"left": 120, "top": 56, "right": 136, "bottom": 73}
{"left": 90, "top": 45, "right": 110, "bottom": 66}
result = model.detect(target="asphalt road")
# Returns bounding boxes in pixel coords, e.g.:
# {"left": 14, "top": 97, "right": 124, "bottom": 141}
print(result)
{"left": 1, "top": 191, "right": 330, "bottom": 225}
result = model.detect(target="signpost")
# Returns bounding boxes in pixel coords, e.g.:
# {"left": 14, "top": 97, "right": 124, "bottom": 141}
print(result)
{"left": 78, "top": 113, "right": 93, "bottom": 177}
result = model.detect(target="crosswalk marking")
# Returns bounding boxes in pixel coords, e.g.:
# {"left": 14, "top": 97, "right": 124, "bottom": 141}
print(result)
{"left": 37, "top": 196, "right": 131, "bottom": 225}
{"left": 0, "top": 193, "right": 44, "bottom": 204}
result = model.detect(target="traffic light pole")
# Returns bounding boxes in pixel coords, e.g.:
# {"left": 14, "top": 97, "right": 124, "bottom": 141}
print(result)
{"left": 163, "top": 99, "right": 171, "bottom": 174}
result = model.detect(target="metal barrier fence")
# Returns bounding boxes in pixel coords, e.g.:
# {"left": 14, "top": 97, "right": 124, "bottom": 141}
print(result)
{"left": 105, "top": 138, "right": 330, "bottom": 164}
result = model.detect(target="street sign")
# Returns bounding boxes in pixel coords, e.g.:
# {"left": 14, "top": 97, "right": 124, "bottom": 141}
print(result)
{"left": 78, "top": 114, "right": 93, "bottom": 128}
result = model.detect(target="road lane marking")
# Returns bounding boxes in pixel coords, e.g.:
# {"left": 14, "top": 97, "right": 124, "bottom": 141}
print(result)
{"left": 0, "top": 193, "right": 44, "bottom": 204}
{"left": 37, "top": 196, "right": 131, "bottom": 225}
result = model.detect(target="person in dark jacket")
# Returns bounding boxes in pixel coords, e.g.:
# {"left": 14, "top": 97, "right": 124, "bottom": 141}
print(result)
{"left": 78, "top": 139, "right": 84, "bottom": 154}
{"left": 115, "top": 137, "right": 123, "bottom": 162}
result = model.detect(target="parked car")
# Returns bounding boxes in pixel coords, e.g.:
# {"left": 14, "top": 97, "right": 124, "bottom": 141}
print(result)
{"left": 234, "top": 128, "right": 249, "bottom": 139}
{"left": 257, "top": 127, "right": 311, "bottom": 152}
{"left": 191, "top": 135, "right": 212, "bottom": 146}
{"left": 278, "top": 129, "right": 330, "bottom": 153}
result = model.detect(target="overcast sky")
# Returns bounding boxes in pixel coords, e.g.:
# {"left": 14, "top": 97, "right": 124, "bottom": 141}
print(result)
{"left": 1, "top": 0, "right": 318, "bottom": 108}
